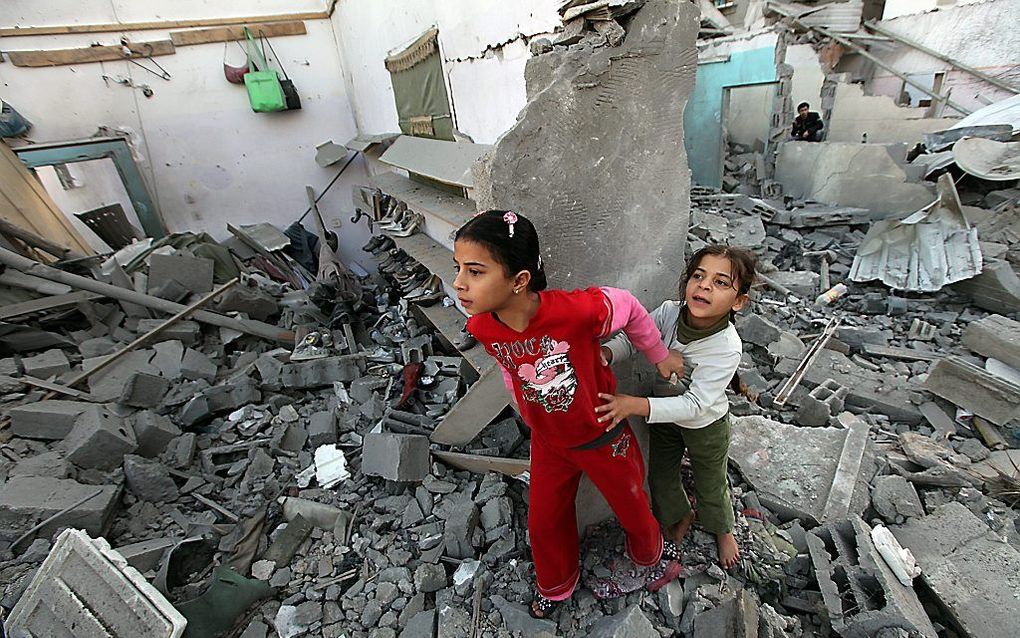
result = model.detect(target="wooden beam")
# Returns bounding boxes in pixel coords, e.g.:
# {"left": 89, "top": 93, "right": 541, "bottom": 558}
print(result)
{"left": 8, "top": 39, "right": 174, "bottom": 68}
{"left": 170, "top": 21, "right": 306, "bottom": 47}
{"left": 0, "top": 12, "right": 329, "bottom": 37}
{"left": 865, "top": 20, "right": 1020, "bottom": 95}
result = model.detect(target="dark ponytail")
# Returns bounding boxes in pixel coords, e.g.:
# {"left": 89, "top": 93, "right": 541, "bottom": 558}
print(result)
{"left": 455, "top": 210, "right": 548, "bottom": 292}
{"left": 679, "top": 244, "right": 759, "bottom": 400}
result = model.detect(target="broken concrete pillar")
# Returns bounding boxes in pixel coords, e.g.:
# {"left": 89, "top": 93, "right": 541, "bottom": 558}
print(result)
{"left": 131, "top": 410, "right": 182, "bottom": 458}
{"left": 472, "top": 0, "right": 698, "bottom": 308}
{"left": 362, "top": 432, "right": 430, "bottom": 482}
{"left": 60, "top": 404, "right": 138, "bottom": 469}
{"left": 807, "top": 517, "right": 936, "bottom": 638}
{"left": 21, "top": 348, "right": 70, "bottom": 378}
{"left": 925, "top": 356, "right": 1020, "bottom": 425}
{"left": 0, "top": 476, "right": 121, "bottom": 537}
{"left": 7, "top": 529, "right": 186, "bottom": 637}
{"left": 7, "top": 400, "right": 90, "bottom": 440}
{"left": 119, "top": 372, "right": 171, "bottom": 408}
{"left": 962, "top": 314, "right": 1020, "bottom": 371}
{"left": 892, "top": 502, "right": 1020, "bottom": 638}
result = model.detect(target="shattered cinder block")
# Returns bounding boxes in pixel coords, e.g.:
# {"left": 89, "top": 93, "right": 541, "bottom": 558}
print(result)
{"left": 308, "top": 411, "right": 338, "bottom": 448}
{"left": 123, "top": 455, "right": 179, "bottom": 503}
{"left": 84, "top": 349, "right": 161, "bottom": 403}
{"left": 6, "top": 529, "right": 186, "bottom": 637}
{"left": 60, "top": 404, "right": 138, "bottom": 469}
{"left": 362, "top": 432, "right": 430, "bottom": 483}
{"left": 925, "top": 356, "right": 1020, "bottom": 426}
{"left": 21, "top": 348, "right": 71, "bottom": 378}
{"left": 472, "top": 0, "right": 698, "bottom": 308}
{"left": 147, "top": 253, "right": 214, "bottom": 294}
{"left": 0, "top": 477, "right": 121, "bottom": 537}
{"left": 151, "top": 340, "right": 185, "bottom": 380}
{"left": 7, "top": 400, "right": 91, "bottom": 440}
{"left": 179, "top": 378, "right": 261, "bottom": 427}
{"left": 892, "top": 502, "right": 1020, "bottom": 638}
{"left": 806, "top": 517, "right": 936, "bottom": 638}
{"left": 273, "top": 355, "right": 362, "bottom": 390}
{"left": 181, "top": 347, "right": 217, "bottom": 382}
{"left": 131, "top": 410, "right": 182, "bottom": 458}
{"left": 795, "top": 378, "right": 848, "bottom": 427}
{"left": 136, "top": 319, "right": 201, "bottom": 346}
{"left": 119, "top": 372, "right": 172, "bottom": 408}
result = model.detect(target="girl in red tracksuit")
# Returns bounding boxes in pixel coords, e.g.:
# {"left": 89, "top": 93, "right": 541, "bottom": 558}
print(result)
{"left": 453, "top": 209, "right": 686, "bottom": 618}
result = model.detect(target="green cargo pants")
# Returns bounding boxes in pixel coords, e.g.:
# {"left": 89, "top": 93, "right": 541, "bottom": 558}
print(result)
{"left": 647, "top": 414, "right": 734, "bottom": 535}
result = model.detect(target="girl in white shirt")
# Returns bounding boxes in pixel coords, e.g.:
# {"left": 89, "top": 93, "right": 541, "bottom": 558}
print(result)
{"left": 596, "top": 245, "right": 757, "bottom": 569}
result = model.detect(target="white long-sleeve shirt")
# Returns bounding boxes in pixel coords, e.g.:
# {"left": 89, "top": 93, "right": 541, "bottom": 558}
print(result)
{"left": 603, "top": 300, "right": 742, "bottom": 429}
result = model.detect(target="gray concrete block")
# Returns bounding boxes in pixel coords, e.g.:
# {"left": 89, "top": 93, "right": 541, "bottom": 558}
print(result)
{"left": 179, "top": 378, "right": 261, "bottom": 427}
{"left": 21, "top": 348, "right": 70, "bottom": 378}
{"left": 442, "top": 500, "right": 479, "bottom": 560}
{"left": 308, "top": 411, "right": 337, "bottom": 448}
{"left": 7, "top": 399, "right": 91, "bottom": 440}
{"left": 871, "top": 475, "right": 924, "bottom": 525}
{"left": 10, "top": 451, "right": 74, "bottom": 479}
{"left": 113, "top": 537, "right": 178, "bottom": 573}
{"left": 807, "top": 517, "right": 936, "bottom": 638}
{"left": 152, "top": 339, "right": 185, "bottom": 380}
{"left": 60, "top": 404, "right": 138, "bottom": 469}
{"left": 274, "top": 355, "right": 362, "bottom": 390}
{"left": 181, "top": 347, "right": 217, "bottom": 382}
{"left": 491, "top": 595, "right": 557, "bottom": 637}
{"left": 350, "top": 376, "right": 387, "bottom": 403}
{"left": 215, "top": 285, "right": 278, "bottom": 321}
{"left": 0, "top": 476, "right": 120, "bottom": 537}
{"left": 736, "top": 313, "right": 781, "bottom": 347}
{"left": 472, "top": 0, "right": 698, "bottom": 309}
{"left": 7, "top": 529, "right": 186, "bottom": 637}
{"left": 362, "top": 432, "right": 430, "bottom": 483}
{"left": 692, "top": 590, "right": 758, "bottom": 638}
{"left": 593, "top": 604, "right": 659, "bottom": 637}
{"left": 892, "top": 502, "right": 1020, "bottom": 638}
{"left": 147, "top": 252, "right": 214, "bottom": 294}
{"left": 132, "top": 410, "right": 182, "bottom": 458}
{"left": 0, "top": 356, "right": 21, "bottom": 376}
{"left": 79, "top": 336, "right": 119, "bottom": 358}
{"left": 123, "top": 454, "right": 179, "bottom": 503}
{"left": 84, "top": 349, "right": 161, "bottom": 403}
{"left": 119, "top": 372, "right": 171, "bottom": 408}
{"left": 925, "top": 356, "right": 1020, "bottom": 426}
{"left": 400, "top": 609, "right": 436, "bottom": 638}
{"left": 962, "top": 314, "right": 1020, "bottom": 371}
{"left": 136, "top": 319, "right": 201, "bottom": 346}
{"left": 951, "top": 259, "right": 1020, "bottom": 315}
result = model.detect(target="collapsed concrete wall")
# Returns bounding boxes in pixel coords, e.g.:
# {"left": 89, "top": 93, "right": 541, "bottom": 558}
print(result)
{"left": 825, "top": 82, "right": 959, "bottom": 143}
{"left": 473, "top": 0, "right": 700, "bottom": 308}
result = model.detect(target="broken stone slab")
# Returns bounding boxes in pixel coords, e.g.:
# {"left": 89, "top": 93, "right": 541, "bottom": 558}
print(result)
{"left": 60, "top": 404, "right": 138, "bottom": 470}
{"left": 112, "top": 537, "right": 180, "bottom": 573}
{"left": 0, "top": 476, "right": 121, "bottom": 537}
{"left": 20, "top": 348, "right": 71, "bottom": 379}
{"left": 736, "top": 313, "right": 781, "bottom": 347}
{"left": 775, "top": 348, "right": 922, "bottom": 424}
{"left": 151, "top": 340, "right": 185, "bottom": 380}
{"left": 925, "top": 356, "right": 1020, "bottom": 426}
{"left": 692, "top": 589, "right": 758, "bottom": 638}
{"left": 400, "top": 609, "right": 436, "bottom": 638}
{"left": 807, "top": 517, "right": 936, "bottom": 638}
{"left": 132, "top": 410, "right": 182, "bottom": 458}
{"left": 181, "top": 347, "right": 217, "bottom": 382}
{"left": 430, "top": 366, "right": 510, "bottom": 446}
{"left": 179, "top": 378, "right": 261, "bottom": 427}
{"left": 147, "top": 253, "right": 214, "bottom": 294}
{"left": 214, "top": 284, "right": 278, "bottom": 321}
{"left": 728, "top": 415, "right": 876, "bottom": 524}
{"left": 872, "top": 474, "right": 925, "bottom": 526}
{"left": 7, "top": 399, "right": 91, "bottom": 440}
{"left": 892, "top": 502, "right": 1020, "bottom": 638}
{"left": 362, "top": 432, "right": 430, "bottom": 483}
{"left": 10, "top": 451, "right": 74, "bottom": 479}
{"left": 119, "top": 372, "right": 171, "bottom": 408}
{"left": 413, "top": 562, "right": 447, "bottom": 593}
{"left": 308, "top": 410, "right": 338, "bottom": 447}
{"left": 472, "top": 0, "right": 699, "bottom": 309}
{"left": 123, "top": 454, "right": 180, "bottom": 503}
{"left": 84, "top": 349, "right": 161, "bottom": 403}
{"left": 442, "top": 497, "right": 480, "bottom": 560}
{"left": 951, "top": 259, "right": 1020, "bottom": 315}
{"left": 6, "top": 529, "right": 186, "bottom": 637}
{"left": 136, "top": 318, "right": 201, "bottom": 346}
{"left": 962, "top": 314, "right": 1020, "bottom": 371}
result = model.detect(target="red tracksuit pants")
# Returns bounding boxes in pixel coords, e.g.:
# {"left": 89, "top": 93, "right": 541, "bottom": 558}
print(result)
{"left": 529, "top": 424, "right": 664, "bottom": 600}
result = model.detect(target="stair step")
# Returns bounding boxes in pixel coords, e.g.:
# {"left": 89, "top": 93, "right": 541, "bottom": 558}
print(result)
{"left": 371, "top": 172, "right": 475, "bottom": 250}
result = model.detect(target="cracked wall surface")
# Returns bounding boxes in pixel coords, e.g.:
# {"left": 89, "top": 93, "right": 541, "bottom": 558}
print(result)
{"left": 473, "top": 0, "right": 699, "bottom": 308}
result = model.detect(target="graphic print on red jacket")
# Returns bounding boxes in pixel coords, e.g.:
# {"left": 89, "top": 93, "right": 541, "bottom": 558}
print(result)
{"left": 467, "top": 287, "right": 668, "bottom": 449}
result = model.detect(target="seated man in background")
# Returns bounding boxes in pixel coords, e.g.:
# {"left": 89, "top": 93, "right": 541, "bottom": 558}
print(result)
{"left": 791, "top": 102, "right": 824, "bottom": 141}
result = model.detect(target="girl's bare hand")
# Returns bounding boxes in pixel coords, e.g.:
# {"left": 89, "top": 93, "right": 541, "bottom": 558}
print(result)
{"left": 595, "top": 393, "right": 649, "bottom": 431}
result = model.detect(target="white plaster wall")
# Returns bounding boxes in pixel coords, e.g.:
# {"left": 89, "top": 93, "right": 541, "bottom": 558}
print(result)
{"left": 0, "top": 2, "right": 379, "bottom": 268}
{"left": 787, "top": 44, "right": 825, "bottom": 112}
{"left": 331, "top": 0, "right": 561, "bottom": 145}
{"left": 726, "top": 83, "right": 773, "bottom": 149}
{"left": 826, "top": 82, "right": 958, "bottom": 143}
{"left": 881, "top": 0, "right": 985, "bottom": 20}
{"left": 868, "top": 0, "right": 1020, "bottom": 113}
{"left": 36, "top": 160, "right": 139, "bottom": 253}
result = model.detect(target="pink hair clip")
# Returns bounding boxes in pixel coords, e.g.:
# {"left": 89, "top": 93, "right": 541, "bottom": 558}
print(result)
{"left": 503, "top": 211, "right": 518, "bottom": 238}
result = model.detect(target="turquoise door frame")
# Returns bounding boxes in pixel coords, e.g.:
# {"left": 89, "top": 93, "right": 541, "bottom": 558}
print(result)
{"left": 14, "top": 137, "right": 166, "bottom": 239}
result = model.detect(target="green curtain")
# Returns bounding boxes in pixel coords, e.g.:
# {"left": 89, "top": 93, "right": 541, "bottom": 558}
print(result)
{"left": 386, "top": 28, "right": 455, "bottom": 141}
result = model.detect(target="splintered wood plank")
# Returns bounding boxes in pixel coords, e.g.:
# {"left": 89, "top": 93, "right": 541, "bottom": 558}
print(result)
{"left": 430, "top": 366, "right": 510, "bottom": 446}
{"left": 432, "top": 450, "right": 529, "bottom": 477}
{"left": 170, "top": 21, "right": 306, "bottom": 46}
{"left": 8, "top": 40, "right": 175, "bottom": 67}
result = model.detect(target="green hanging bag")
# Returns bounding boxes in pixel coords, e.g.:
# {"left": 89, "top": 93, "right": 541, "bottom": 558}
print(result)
{"left": 243, "top": 28, "right": 286, "bottom": 113}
